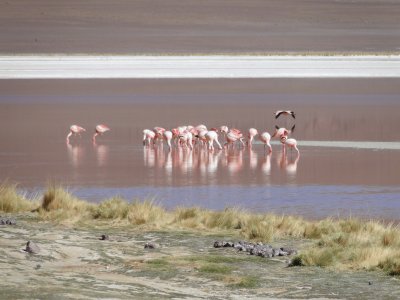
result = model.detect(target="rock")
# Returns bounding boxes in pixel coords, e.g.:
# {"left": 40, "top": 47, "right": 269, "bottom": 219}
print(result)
{"left": 223, "top": 241, "right": 234, "bottom": 247}
{"left": 7, "top": 219, "right": 16, "bottom": 225}
{"left": 280, "top": 247, "right": 298, "bottom": 255}
{"left": 25, "top": 241, "right": 40, "bottom": 254}
{"left": 369, "top": 281, "right": 373, "bottom": 285}
{"left": 213, "top": 241, "right": 224, "bottom": 248}
{"left": 144, "top": 242, "right": 158, "bottom": 249}
{"left": 99, "top": 234, "right": 109, "bottom": 241}
{"left": 35, "top": 264, "right": 41, "bottom": 270}
{"left": 0, "top": 218, "right": 16, "bottom": 225}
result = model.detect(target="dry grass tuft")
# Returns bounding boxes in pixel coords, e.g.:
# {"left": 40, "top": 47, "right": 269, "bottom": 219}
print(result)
{"left": 0, "top": 182, "right": 36, "bottom": 212}
{"left": 91, "top": 197, "right": 129, "bottom": 219}
{"left": 39, "top": 184, "right": 92, "bottom": 222}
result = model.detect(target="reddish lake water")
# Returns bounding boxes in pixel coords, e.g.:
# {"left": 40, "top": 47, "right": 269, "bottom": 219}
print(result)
{"left": 0, "top": 79, "right": 399, "bottom": 220}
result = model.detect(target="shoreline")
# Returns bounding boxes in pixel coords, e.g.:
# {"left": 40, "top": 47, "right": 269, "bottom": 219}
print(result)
{"left": 1, "top": 183, "right": 399, "bottom": 277}
{"left": 1, "top": 55, "right": 400, "bottom": 78}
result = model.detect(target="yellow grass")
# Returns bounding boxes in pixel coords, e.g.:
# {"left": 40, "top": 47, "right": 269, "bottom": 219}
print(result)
{"left": 0, "top": 182, "right": 399, "bottom": 276}
{"left": 0, "top": 182, "right": 36, "bottom": 212}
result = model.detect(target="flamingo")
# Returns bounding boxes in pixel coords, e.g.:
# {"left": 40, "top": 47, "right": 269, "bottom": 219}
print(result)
{"left": 92, "top": 124, "right": 110, "bottom": 143}
{"left": 224, "top": 128, "right": 245, "bottom": 148}
{"left": 178, "top": 130, "right": 193, "bottom": 150}
{"left": 259, "top": 131, "right": 272, "bottom": 153}
{"left": 219, "top": 125, "right": 229, "bottom": 134}
{"left": 247, "top": 128, "right": 258, "bottom": 147}
{"left": 196, "top": 129, "right": 209, "bottom": 147}
{"left": 280, "top": 136, "right": 299, "bottom": 154}
{"left": 275, "top": 110, "right": 295, "bottom": 119}
{"left": 205, "top": 130, "right": 223, "bottom": 151}
{"left": 163, "top": 130, "right": 173, "bottom": 150}
{"left": 195, "top": 124, "right": 207, "bottom": 132}
{"left": 66, "top": 125, "right": 86, "bottom": 143}
{"left": 153, "top": 127, "right": 166, "bottom": 145}
{"left": 272, "top": 126, "right": 290, "bottom": 139}
{"left": 143, "top": 129, "right": 156, "bottom": 146}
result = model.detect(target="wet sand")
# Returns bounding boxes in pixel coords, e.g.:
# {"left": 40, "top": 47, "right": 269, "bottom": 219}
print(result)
{"left": 1, "top": 56, "right": 400, "bottom": 78}
{"left": 1, "top": 78, "right": 400, "bottom": 219}
{"left": 1, "top": 0, "right": 400, "bottom": 54}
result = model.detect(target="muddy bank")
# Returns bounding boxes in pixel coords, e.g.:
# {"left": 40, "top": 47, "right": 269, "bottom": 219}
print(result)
{"left": 1, "top": 0, "right": 400, "bottom": 54}
{"left": 1, "top": 214, "right": 399, "bottom": 299}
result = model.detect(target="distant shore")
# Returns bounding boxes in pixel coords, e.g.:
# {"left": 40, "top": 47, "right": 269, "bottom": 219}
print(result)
{"left": 1, "top": 55, "right": 400, "bottom": 78}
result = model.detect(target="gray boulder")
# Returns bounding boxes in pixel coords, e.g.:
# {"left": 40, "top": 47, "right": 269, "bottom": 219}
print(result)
{"left": 144, "top": 242, "right": 158, "bottom": 249}
{"left": 99, "top": 234, "right": 109, "bottom": 241}
{"left": 25, "top": 241, "right": 40, "bottom": 254}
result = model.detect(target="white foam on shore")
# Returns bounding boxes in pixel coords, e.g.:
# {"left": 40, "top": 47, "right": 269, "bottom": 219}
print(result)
{"left": 270, "top": 140, "right": 400, "bottom": 150}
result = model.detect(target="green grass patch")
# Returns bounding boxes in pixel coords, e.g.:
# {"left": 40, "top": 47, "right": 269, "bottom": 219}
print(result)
{"left": 230, "top": 275, "right": 259, "bottom": 289}
{"left": 198, "top": 263, "right": 233, "bottom": 275}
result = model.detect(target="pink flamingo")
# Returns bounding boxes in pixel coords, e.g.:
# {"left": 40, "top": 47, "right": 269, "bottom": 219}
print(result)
{"left": 163, "top": 130, "right": 173, "bottom": 150}
{"left": 178, "top": 130, "right": 193, "bottom": 150}
{"left": 224, "top": 128, "right": 245, "bottom": 148}
{"left": 219, "top": 125, "right": 229, "bottom": 135}
{"left": 247, "top": 128, "right": 258, "bottom": 147}
{"left": 195, "top": 124, "right": 207, "bottom": 132}
{"left": 259, "top": 131, "right": 272, "bottom": 153}
{"left": 153, "top": 127, "right": 166, "bottom": 145}
{"left": 280, "top": 136, "right": 299, "bottom": 154}
{"left": 92, "top": 124, "right": 110, "bottom": 143}
{"left": 143, "top": 129, "right": 156, "bottom": 146}
{"left": 66, "top": 125, "right": 86, "bottom": 143}
{"left": 272, "top": 125, "right": 295, "bottom": 139}
{"left": 205, "top": 130, "right": 222, "bottom": 151}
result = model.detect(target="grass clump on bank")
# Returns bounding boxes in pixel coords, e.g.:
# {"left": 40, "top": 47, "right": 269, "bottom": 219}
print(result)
{"left": 1, "top": 182, "right": 400, "bottom": 276}
{"left": 0, "top": 182, "right": 36, "bottom": 213}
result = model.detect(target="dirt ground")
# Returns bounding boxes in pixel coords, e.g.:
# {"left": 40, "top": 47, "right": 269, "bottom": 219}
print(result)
{"left": 1, "top": 214, "right": 399, "bottom": 299}
{"left": 1, "top": 0, "right": 399, "bottom": 54}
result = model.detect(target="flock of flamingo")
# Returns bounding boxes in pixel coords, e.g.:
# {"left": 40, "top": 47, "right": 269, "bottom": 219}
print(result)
{"left": 66, "top": 110, "right": 299, "bottom": 154}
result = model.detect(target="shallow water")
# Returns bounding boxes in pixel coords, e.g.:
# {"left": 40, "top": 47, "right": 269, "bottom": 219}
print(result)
{"left": 1, "top": 79, "right": 400, "bottom": 220}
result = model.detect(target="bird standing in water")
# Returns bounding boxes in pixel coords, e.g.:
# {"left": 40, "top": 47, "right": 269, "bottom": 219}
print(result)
{"left": 92, "top": 124, "right": 110, "bottom": 143}
{"left": 259, "top": 131, "right": 272, "bottom": 153}
{"left": 66, "top": 125, "right": 86, "bottom": 143}
{"left": 247, "top": 128, "right": 258, "bottom": 147}
{"left": 280, "top": 136, "right": 299, "bottom": 154}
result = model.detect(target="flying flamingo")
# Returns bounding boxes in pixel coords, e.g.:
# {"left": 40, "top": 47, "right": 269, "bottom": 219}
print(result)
{"left": 247, "top": 128, "right": 258, "bottom": 147}
{"left": 280, "top": 136, "right": 299, "bottom": 154}
{"left": 275, "top": 110, "right": 295, "bottom": 119}
{"left": 143, "top": 129, "right": 156, "bottom": 146}
{"left": 92, "top": 124, "right": 110, "bottom": 143}
{"left": 272, "top": 125, "right": 295, "bottom": 139}
{"left": 66, "top": 124, "right": 86, "bottom": 143}
{"left": 259, "top": 131, "right": 272, "bottom": 153}
{"left": 205, "top": 130, "right": 223, "bottom": 151}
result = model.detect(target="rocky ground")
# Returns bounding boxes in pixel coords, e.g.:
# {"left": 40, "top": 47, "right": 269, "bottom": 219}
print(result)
{"left": 1, "top": 214, "right": 399, "bottom": 299}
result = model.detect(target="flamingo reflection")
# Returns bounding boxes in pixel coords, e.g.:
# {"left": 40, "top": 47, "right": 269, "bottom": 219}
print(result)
{"left": 67, "top": 143, "right": 84, "bottom": 167}
{"left": 249, "top": 148, "right": 258, "bottom": 170}
{"left": 277, "top": 149, "right": 300, "bottom": 176}
{"left": 94, "top": 144, "right": 109, "bottom": 167}
{"left": 261, "top": 153, "right": 272, "bottom": 175}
